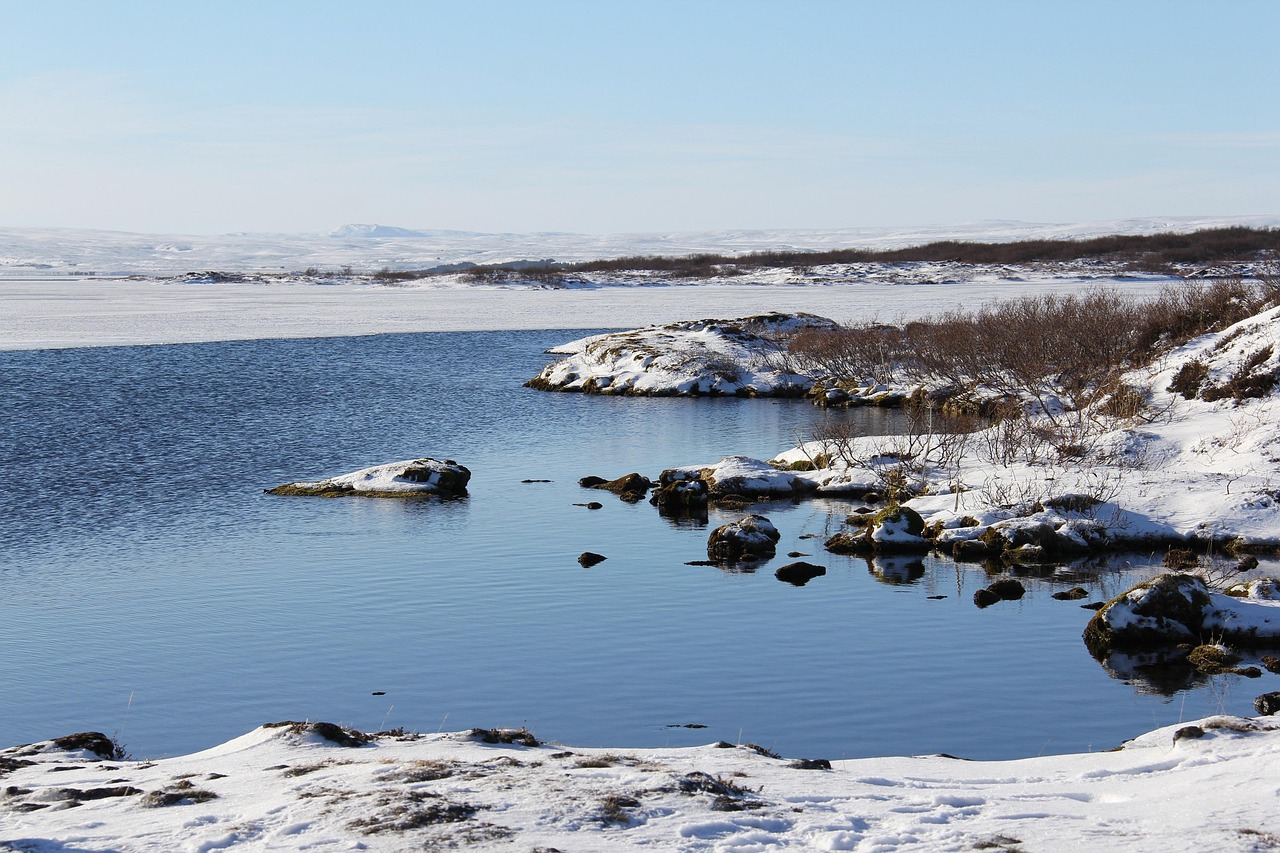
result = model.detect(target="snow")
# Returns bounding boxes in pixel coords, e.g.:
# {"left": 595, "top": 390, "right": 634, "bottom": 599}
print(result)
{"left": 0, "top": 214, "right": 1266, "bottom": 350}
{"left": 755, "top": 305, "right": 1280, "bottom": 551}
{"left": 3, "top": 215, "right": 1278, "bottom": 276}
{"left": 267, "top": 458, "right": 470, "bottom": 497}
{"left": 7, "top": 217, "right": 1280, "bottom": 849}
{"left": 5, "top": 716, "right": 1280, "bottom": 852}
{"left": 529, "top": 313, "right": 831, "bottom": 396}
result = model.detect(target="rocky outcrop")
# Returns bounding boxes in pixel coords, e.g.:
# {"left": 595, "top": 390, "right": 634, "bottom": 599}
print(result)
{"left": 267, "top": 458, "right": 470, "bottom": 498}
{"left": 707, "top": 515, "right": 781, "bottom": 564}
{"left": 824, "top": 505, "right": 931, "bottom": 555}
{"left": 1083, "top": 573, "right": 1280, "bottom": 658}
{"left": 526, "top": 313, "right": 835, "bottom": 397}
{"left": 661, "top": 457, "right": 818, "bottom": 501}
{"left": 1083, "top": 574, "right": 1212, "bottom": 656}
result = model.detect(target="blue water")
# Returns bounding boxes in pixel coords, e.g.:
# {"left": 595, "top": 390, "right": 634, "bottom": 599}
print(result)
{"left": 0, "top": 331, "right": 1271, "bottom": 760}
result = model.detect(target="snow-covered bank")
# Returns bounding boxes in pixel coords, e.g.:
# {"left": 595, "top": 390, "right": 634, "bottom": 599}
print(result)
{"left": 5, "top": 716, "right": 1280, "bottom": 852}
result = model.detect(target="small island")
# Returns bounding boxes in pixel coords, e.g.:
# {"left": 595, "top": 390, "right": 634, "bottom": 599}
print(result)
{"left": 266, "top": 458, "right": 471, "bottom": 498}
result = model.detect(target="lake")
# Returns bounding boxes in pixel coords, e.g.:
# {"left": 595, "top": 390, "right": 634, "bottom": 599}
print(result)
{"left": 0, "top": 330, "right": 1270, "bottom": 760}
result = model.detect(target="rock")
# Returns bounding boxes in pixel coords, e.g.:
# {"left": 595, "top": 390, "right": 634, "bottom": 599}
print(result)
{"left": 1186, "top": 644, "right": 1241, "bottom": 674}
{"left": 774, "top": 561, "right": 826, "bottom": 586}
{"left": 824, "top": 530, "right": 871, "bottom": 555}
{"left": 987, "top": 578, "right": 1026, "bottom": 600}
{"left": 1003, "top": 544, "right": 1046, "bottom": 565}
{"left": 1174, "top": 725, "right": 1205, "bottom": 741}
{"left": 789, "top": 758, "right": 832, "bottom": 770}
{"left": 50, "top": 732, "right": 122, "bottom": 759}
{"left": 708, "top": 515, "right": 781, "bottom": 564}
{"left": 867, "top": 505, "right": 931, "bottom": 553}
{"left": 650, "top": 477, "right": 709, "bottom": 513}
{"left": 1224, "top": 577, "right": 1280, "bottom": 600}
{"left": 952, "top": 539, "right": 992, "bottom": 560}
{"left": 578, "top": 552, "right": 607, "bottom": 568}
{"left": 580, "top": 472, "right": 652, "bottom": 502}
{"left": 525, "top": 313, "right": 836, "bottom": 397}
{"left": 974, "top": 578, "right": 1025, "bottom": 608}
{"left": 973, "top": 588, "right": 1001, "bottom": 608}
{"left": 1254, "top": 692, "right": 1280, "bottom": 715}
{"left": 267, "top": 458, "right": 471, "bottom": 498}
{"left": 1261, "top": 656, "right": 1280, "bottom": 674}
{"left": 1052, "top": 586, "right": 1090, "bottom": 601}
{"left": 1082, "top": 574, "right": 1213, "bottom": 658}
{"left": 695, "top": 456, "right": 818, "bottom": 499}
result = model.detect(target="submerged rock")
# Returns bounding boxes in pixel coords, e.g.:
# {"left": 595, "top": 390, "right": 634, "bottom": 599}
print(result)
{"left": 708, "top": 515, "right": 781, "bottom": 564}
{"left": 774, "top": 561, "right": 826, "bottom": 586}
{"left": 267, "top": 458, "right": 470, "bottom": 498}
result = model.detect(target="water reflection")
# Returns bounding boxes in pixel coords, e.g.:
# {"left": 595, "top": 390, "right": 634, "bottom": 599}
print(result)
{"left": 868, "top": 555, "right": 927, "bottom": 585}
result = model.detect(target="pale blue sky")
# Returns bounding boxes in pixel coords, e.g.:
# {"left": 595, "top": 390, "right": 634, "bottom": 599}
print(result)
{"left": 3, "top": 0, "right": 1277, "bottom": 234}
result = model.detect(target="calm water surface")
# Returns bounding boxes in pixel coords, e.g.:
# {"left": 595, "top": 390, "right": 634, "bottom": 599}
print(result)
{"left": 0, "top": 331, "right": 1270, "bottom": 760}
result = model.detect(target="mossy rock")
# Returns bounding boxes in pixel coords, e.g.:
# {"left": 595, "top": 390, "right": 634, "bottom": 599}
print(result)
{"left": 953, "top": 538, "right": 993, "bottom": 561}
{"left": 871, "top": 505, "right": 924, "bottom": 537}
{"left": 1082, "top": 573, "right": 1213, "bottom": 658}
{"left": 824, "top": 530, "right": 871, "bottom": 555}
{"left": 1187, "top": 644, "right": 1241, "bottom": 674}
{"left": 266, "top": 482, "right": 357, "bottom": 497}
{"left": 650, "top": 478, "right": 709, "bottom": 511}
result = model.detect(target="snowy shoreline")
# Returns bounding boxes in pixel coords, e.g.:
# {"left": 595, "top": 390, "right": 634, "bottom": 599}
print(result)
{"left": 5, "top": 715, "right": 1280, "bottom": 851}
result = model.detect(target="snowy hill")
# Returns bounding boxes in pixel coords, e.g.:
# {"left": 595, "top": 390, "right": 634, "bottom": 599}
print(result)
{"left": 2, "top": 215, "right": 1278, "bottom": 278}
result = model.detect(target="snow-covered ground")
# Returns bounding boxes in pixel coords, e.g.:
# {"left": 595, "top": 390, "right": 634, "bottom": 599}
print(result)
{"left": 6, "top": 215, "right": 1273, "bottom": 350}
{"left": 4, "top": 716, "right": 1280, "bottom": 852}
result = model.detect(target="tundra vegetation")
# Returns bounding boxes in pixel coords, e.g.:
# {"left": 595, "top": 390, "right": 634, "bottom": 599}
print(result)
{"left": 784, "top": 268, "right": 1280, "bottom": 515}
{"left": 365, "top": 225, "right": 1280, "bottom": 282}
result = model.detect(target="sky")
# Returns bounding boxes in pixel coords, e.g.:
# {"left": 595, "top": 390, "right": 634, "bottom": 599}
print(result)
{"left": 2, "top": 0, "right": 1277, "bottom": 236}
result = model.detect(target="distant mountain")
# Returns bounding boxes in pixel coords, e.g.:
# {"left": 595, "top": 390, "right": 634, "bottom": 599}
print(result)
{"left": 328, "top": 224, "right": 433, "bottom": 239}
